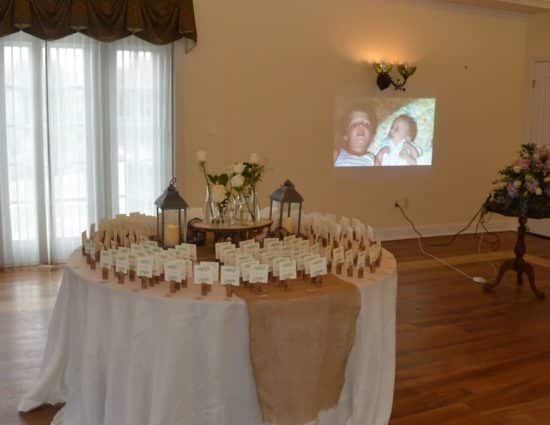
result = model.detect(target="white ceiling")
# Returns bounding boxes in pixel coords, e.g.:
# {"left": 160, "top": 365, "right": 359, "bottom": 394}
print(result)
{"left": 449, "top": 0, "right": 550, "bottom": 12}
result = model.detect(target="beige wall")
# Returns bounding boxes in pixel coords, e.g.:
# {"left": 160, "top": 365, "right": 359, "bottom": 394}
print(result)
{"left": 527, "top": 12, "right": 550, "bottom": 59}
{"left": 174, "top": 0, "right": 528, "bottom": 231}
{"left": 526, "top": 12, "right": 550, "bottom": 144}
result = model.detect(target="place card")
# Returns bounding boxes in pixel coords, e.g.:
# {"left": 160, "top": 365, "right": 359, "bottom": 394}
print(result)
{"left": 272, "top": 257, "right": 283, "bottom": 277}
{"left": 221, "top": 266, "right": 240, "bottom": 286}
{"left": 165, "top": 260, "right": 185, "bottom": 283}
{"left": 309, "top": 257, "right": 328, "bottom": 278}
{"left": 345, "top": 225, "right": 354, "bottom": 241}
{"left": 100, "top": 250, "right": 112, "bottom": 269}
{"left": 201, "top": 261, "right": 220, "bottom": 283}
{"left": 344, "top": 249, "right": 354, "bottom": 266}
{"left": 260, "top": 253, "right": 274, "bottom": 272}
{"left": 239, "top": 239, "right": 256, "bottom": 249}
{"left": 303, "top": 254, "right": 317, "bottom": 275}
{"left": 332, "top": 247, "right": 345, "bottom": 265}
{"left": 355, "top": 223, "right": 366, "bottom": 241}
{"left": 296, "top": 253, "right": 306, "bottom": 271}
{"left": 240, "top": 260, "right": 258, "bottom": 282}
{"left": 185, "top": 259, "right": 193, "bottom": 280}
{"left": 356, "top": 250, "right": 367, "bottom": 269}
{"left": 279, "top": 259, "right": 297, "bottom": 281}
{"left": 116, "top": 253, "right": 129, "bottom": 274}
{"left": 263, "top": 238, "right": 279, "bottom": 249}
{"left": 333, "top": 223, "right": 342, "bottom": 242}
{"left": 220, "top": 245, "right": 236, "bottom": 263}
{"left": 367, "top": 225, "right": 375, "bottom": 242}
{"left": 85, "top": 240, "right": 95, "bottom": 256}
{"left": 236, "top": 254, "right": 254, "bottom": 266}
{"left": 243, "top": 244, "right": 260, "bottom": 258}
{"left": 178, "top": 243, "right": 197, "bottom": 260}
{"left": 153, "top": 254, "right": 163, "bottom": 277}
{"left": 137, "top": 257, "right": 153, "bottom": 278}
{"left": 194, "top": 263, "right": 214, "bottom": 284}
{"left": 249, "top": 264, "right": 269, "bottom": 284}
{"left": 215, "top": 241, "right": 232, "bottom": 260}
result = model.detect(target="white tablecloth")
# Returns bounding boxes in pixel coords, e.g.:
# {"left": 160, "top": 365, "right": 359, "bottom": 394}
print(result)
{"left": 19, "top": 250, "right": 397, "bottom": 425}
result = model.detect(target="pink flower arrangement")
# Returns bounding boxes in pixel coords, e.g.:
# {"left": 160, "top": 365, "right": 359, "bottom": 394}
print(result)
{"left": 486, "top": 143, "right": 550, "bottom": 214}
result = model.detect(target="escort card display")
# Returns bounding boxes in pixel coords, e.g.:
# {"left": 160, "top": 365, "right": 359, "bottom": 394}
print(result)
{"left": 80, "top": 212, "right": 383, "bottom": 294}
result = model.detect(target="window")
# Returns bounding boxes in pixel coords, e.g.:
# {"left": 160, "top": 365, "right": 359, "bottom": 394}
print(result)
{"left": 0, "top": 33, "right": 172, "bottom": 266}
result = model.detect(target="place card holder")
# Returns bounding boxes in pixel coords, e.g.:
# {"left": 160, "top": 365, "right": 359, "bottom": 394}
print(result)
{"left": 169, "top": 280, "right": 177, "bottom": 294}
{"left": 117, "top": 272, "right": 125, "bottom": 284}
{"left": 201, "top": 283, "right": 209, "bottom": 297}
{"left": 309, "top": 232, "right": 316, "bottom": 244}
{"left": 141, "top": 277, "right": 148, "bottom": 289}
{"left": 225, "top": 284, "right": 233, "bottom": 298}
{"left": 279, "top": 277, "right": 289, "bottom": 291}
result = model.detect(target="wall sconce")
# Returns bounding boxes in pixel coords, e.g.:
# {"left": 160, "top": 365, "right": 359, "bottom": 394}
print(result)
{"left": 373, "top": 62, "right": 417, "bottom": 91}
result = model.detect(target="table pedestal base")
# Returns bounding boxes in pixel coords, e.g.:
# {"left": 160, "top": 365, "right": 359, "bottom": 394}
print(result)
{"left": 483, "top": 216, "right": 545, "bottom": 300}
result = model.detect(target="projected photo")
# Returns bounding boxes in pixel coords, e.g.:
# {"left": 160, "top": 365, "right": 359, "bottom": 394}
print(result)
{"left": 333, "top": 98, "right": 436, "bottom": 167}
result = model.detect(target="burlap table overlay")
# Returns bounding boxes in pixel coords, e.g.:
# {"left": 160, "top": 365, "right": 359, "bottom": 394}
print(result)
{"left": 234, "top": 275, "right": 361, "bottom": 425}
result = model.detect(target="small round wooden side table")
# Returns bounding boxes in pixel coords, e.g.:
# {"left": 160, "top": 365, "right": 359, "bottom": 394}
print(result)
{"left": 483, "top": 202, "right": 550, "bottom": 299}
{"left": 189, "top": 219, "right": 273, "bottom": 251}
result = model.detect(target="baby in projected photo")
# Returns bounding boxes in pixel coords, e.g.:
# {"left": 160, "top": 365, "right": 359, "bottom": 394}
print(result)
{"left": 375, "top": 114, "right": 422, "bottom": 166}
{"left": 334, "top": 108, "right": 377, "bottom": 167}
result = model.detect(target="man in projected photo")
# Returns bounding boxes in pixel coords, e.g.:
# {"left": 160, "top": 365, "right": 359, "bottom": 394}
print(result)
{"left": 334, "top": 108, "right": 377, "bottom": 167}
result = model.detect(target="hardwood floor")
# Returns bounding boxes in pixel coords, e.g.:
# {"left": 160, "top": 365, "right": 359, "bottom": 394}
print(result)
{"left": 1, "top": 232, "right": 549, "bottom": 425}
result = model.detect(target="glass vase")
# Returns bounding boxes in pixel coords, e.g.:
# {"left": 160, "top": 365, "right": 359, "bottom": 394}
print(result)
{"left": 250, "top": 186, "right": 262, "bottom": 223}
{"left": 204, "top": 185, "right": 219, "bottom": 223}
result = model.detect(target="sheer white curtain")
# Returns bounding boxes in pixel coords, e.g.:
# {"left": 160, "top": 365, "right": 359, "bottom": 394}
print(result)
{"left": 0, "top": 33, "right": 172, "bottom": 266}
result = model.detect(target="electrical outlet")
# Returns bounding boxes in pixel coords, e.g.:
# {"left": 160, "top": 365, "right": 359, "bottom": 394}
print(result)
{"left": 394, "top": 197, "right": 409, "bottom": 209}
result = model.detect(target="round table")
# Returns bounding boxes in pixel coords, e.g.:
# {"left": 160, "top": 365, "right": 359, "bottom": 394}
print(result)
{"left": 19, "top": 250, "right": 397, "bottom": 425}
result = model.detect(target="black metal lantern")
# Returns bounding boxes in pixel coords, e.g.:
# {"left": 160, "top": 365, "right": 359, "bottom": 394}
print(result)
{"left": 269, "top": 180, "right": 304, "bottom": 237}
{"left": 155, "top": 179, "right": 188, "bottom": 247}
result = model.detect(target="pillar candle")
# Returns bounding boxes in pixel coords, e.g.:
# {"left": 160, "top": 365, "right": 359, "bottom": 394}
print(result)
{"left": 164, "top": 224, "right": 180, "bottom": 247}
{"left": 282, "top": 217, "right": 295, "bottom": 234}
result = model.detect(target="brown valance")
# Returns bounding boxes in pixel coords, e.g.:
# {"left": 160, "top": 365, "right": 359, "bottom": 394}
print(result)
{"left": 0, "top": 0, "right": 196, "bottom": 46}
